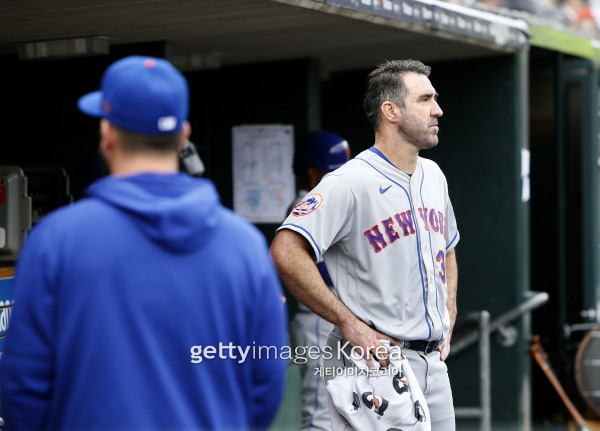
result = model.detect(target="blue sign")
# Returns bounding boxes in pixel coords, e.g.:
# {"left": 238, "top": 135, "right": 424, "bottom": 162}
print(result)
{"left": 0, "top": 274, "right": 14, "bottom": 353}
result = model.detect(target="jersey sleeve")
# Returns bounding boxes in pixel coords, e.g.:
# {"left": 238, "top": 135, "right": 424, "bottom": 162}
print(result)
{"left": 277, "top": 174, "right": 354, "bottom": 262}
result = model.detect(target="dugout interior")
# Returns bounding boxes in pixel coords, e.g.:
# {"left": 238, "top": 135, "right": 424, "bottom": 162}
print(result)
{"left": 1, "top": 1, "right": 600, "bottom": 429}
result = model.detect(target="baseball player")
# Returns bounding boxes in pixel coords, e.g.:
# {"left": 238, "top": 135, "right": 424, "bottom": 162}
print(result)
{"left": 271, "top": 59, "right": 458, "bottom": 430}
{"left": 288, "top": 131, "right": 351, "bottom": 431}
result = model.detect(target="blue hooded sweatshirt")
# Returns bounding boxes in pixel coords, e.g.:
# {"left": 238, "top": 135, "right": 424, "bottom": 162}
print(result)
{"left": 0, "top": 173, "right": 288, "bottom": 431}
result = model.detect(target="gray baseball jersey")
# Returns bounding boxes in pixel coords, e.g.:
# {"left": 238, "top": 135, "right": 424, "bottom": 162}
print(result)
{"left": 278, "top": 147, "right": 459, "bottom": 342}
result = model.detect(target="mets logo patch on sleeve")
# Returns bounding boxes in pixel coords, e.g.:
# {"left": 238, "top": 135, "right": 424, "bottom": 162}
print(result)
{"left": 292, "top": 193, "right": 323, "bottom": 216}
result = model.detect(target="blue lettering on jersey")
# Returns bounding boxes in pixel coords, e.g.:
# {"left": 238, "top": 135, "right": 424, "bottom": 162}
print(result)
{"left": 418, "top": 208, "right": 429, "bottom": 231}
{"left": 394, "top": 211, "right": 415, "bottom": 236}
{"left": 364, "top": 207, "right": 446, "bottom": 253}
{"left": 363, "top": 225, "right": 387, "bottom": 253}
{"left": 429, "top": 208, "right": 440, "bottom": 232}
{"left": 382, "top": 217, "right": 400, "bottom": 243}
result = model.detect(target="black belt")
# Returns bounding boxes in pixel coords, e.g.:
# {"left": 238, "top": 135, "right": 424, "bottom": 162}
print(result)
{"left": 402, "top": 340, "right": 442, "bottom": 355}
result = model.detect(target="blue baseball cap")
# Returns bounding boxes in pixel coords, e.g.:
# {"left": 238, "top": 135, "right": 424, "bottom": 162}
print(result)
{"left": 78, "top": 56, "right": 189, "bottom": 135}
{"left": 294, "top": 131, "right": 351, "bottom": 173}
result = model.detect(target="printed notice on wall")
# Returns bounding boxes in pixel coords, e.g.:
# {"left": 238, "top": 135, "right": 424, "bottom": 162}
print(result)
{"left": 232, "top": 125, "right": 295, "bottom": 223}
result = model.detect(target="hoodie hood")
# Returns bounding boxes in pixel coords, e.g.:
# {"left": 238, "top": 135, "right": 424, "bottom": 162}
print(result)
{"left": 86, "top": 173, "right": 219, "bottom": 252}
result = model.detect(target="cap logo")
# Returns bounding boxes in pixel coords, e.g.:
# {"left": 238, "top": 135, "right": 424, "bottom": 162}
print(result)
{"left": 102, "top": 99, "right": 112, "bottom": 114}
{"left": 144, "top": 59, "right": 156, "bottom": 68}
{"left": 157, "top": 116, "right": 178, "bottom": 132}
{"left": 292, "top": 193, "right": 323, "bottom": 217}
{"left": 330, "top": 140, "right": 349, "bottom": 154}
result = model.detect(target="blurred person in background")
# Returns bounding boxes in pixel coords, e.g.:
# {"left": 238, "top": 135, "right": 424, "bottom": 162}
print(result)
{"left": 287, "top": 130, "right": 351, "bottom": 431}
{"left": 0, "top": 55, "right": 288, "bottom": 431}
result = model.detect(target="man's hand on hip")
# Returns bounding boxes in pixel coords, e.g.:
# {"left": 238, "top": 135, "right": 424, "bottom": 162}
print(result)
{"left": 438, "top": 336, "right": 451, "bottom": 361}
{"left": 339, "top": 318, "right": 399, "bottom": 369}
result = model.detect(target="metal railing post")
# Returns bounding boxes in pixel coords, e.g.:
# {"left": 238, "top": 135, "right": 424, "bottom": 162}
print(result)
{"left": 479, "top": 310, "right": 491, "bottom": 431}
{"left": 452, "top": 292, "right": 549, "bottom": 356}
{"left": 453, "top": 311, "right": 491, "bottom": 431}
{"left": 451, "top": 292, "right": 549, "bottom": 431}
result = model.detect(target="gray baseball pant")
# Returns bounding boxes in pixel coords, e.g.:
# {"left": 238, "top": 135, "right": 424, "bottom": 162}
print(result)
{"left": 322, "top": 330, "right": 455, "bottom": 431}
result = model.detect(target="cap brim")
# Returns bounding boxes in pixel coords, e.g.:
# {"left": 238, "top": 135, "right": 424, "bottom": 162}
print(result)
{"left": 77, "top": 91, "right": 104, "bottom": 117}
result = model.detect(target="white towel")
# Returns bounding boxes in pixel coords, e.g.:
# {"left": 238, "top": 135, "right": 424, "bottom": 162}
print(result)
{"left": 326, "top": 340, "right": 431, "bottom": 431}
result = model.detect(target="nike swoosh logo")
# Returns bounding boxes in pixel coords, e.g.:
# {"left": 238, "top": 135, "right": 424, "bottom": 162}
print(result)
{"left": 379, "top": 185, "right": 392, "bottom": 194}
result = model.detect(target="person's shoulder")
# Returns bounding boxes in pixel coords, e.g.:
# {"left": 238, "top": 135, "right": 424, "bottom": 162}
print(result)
{"left": 217, "top": 205, "right": 268, "bottom": 244}
{"left": 345, "top": 149, "right": 378, "bottom": 169}
{"left": 19, "top": 198, "right": 105, "bottom": 252}
{"left": 419, "top": 156, "right": 449, "bottom": 175}
{"left": 34, "top": 197, "right": 105, "bottom": 229}
{"left": 418, "top": 156, "right": 442, "bottom": 171}
{"left": 214, "top": 207, "right": 275, "bottom": 269}
{"left": 324, "top": 149, "right": 376, "bottom": 183}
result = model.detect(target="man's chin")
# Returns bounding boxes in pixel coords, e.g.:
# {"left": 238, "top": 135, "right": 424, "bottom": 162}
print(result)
{"left": 419, "top": 138, "right": 439, "bottom": 150}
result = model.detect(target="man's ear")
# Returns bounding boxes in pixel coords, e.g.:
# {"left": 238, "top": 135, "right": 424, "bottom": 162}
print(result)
{"left": 178, "top": 121, "right": 192, "bottom": 150}
{"left": 381, "top": 101, "right": 401, "bottom": 124}
{"left": 99, "top": 119, "right": 116, "bottom": 155}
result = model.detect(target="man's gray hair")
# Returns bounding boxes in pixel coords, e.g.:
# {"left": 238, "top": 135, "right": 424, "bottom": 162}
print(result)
{"left": 363, "top": 59, "right": 431, "bottom": 130}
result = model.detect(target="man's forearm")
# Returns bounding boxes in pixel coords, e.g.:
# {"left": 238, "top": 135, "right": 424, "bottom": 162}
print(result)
{"left": 445, "top": 249, "right": 458, "bottom": 336}
{"left": 270, "top": 229, "right": 355, "bottom": 328}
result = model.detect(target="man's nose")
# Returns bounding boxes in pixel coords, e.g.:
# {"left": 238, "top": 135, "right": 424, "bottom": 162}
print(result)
{"left": 432, "top": 100, "right": 443, "bottom": 117}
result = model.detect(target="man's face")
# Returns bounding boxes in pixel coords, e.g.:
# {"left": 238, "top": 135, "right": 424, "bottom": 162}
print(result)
{"left": 397, "top": 72, "right": 443, "bottom": 150}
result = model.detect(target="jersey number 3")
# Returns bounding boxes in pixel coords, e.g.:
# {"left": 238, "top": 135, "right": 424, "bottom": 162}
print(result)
{"left": 436, "top": 250, "right": 446, "bottom": 283}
